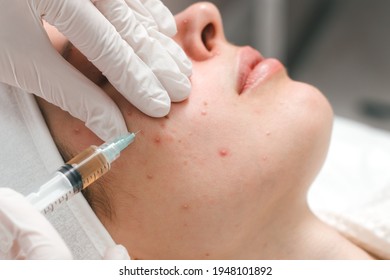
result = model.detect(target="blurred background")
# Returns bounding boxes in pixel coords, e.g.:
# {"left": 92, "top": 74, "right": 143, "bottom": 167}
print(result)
{"left": 164, "top": 0, "right": 390, "bottom": 131}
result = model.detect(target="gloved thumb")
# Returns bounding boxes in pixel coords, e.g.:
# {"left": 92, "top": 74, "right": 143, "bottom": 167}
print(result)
{"left": 0, "top": 188, "right": 72, "bottom": 259}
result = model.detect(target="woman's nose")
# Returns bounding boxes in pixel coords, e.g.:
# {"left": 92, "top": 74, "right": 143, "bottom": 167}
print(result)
{"left": 174, "top": 2, "right": 225, "bottom": 61}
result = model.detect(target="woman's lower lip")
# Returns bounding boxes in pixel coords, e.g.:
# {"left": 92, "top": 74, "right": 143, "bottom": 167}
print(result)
{"left": 241, "top": 58, "right": 284, "bottom": 94}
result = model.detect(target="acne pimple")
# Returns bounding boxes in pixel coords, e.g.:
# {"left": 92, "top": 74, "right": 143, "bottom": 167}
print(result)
{"left": 154, "top": 136, "right": 161, "bottom": 144}
{"left": 262, "top": 156, "right": 268, "bottom": 161}
{"left": 181, "top": 204, "right": 189, "bottom": 210}
{"left": 126, "top": 111, "right": 133, "bottom": 117}
{"left": 219, "top": 149, "right": 229, "bottom": 157}
{"left": 201, "top": 110, "right": 207, "bottom": 116}
{"left": 146, "top": 174, "right": 153, "bottom": 180}
{"left": 203, "top": 101, "right": 208, "bottom": 106}
{"left": 73, "top": 128, "right": 80, "bottom": 135}
{"left": 266, "top": 131, "right": 271, "bottom": 136}
{"left": 160, "top": 123, "right": 166, "bottom": 129}
{"left": 183, "top": 19, "right": 189, "bottom": 25}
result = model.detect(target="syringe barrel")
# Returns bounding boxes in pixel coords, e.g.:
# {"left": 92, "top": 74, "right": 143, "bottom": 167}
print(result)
{"left": 27, "top": 147, "right": 110, "bottom": 215}
{"left": 26, "top": 132, "right": 136, "bottom": 215}
{"left": 27, "top": 171, "right": 80, "bottom": 215}
{"left": 67, "top": 146, "right": 110, "bottom": 189}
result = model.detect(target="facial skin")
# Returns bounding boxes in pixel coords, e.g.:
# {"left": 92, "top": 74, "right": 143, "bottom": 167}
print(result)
{"left": 39, "top": 3, "right": 375, "bottom": 259}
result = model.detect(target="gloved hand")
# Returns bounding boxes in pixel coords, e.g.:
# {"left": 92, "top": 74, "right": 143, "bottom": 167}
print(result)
{"left": 0, "top": 188, "right": 131, "bottom": 260}
{"left": 0, "top": 188, "right": 72, "bottom": 259}
{"left": 0, "top": 0, "right": 192, "bottom": 141}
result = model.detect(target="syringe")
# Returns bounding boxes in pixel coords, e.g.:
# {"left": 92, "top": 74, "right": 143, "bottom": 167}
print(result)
{"left": 27, "top": 132, "right": 137, "bottom": 215}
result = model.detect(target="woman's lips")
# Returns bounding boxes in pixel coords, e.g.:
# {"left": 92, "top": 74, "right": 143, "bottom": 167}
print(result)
{"left": 237, "top": 46, "right": 284, "bottom": 94}
{"left": 237, "top": 47, "right": 263, "bottom": 94}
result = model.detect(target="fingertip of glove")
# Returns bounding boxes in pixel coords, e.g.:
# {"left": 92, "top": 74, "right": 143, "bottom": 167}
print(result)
{"left": 182, "top": 58, "right": 193, "bottom": 77}
{"left": 86, "top": 109, "right": 128, "bottom": 142}
{"left": 146, "top": 99, "right": 171, "bottom": 118}
{"left": 161, "top": 22, "right": 177, "bottom": 38}
{"left": 0, "top": 188, "right": 24, "bottom": 200}
{"left": 168, "top": 75, "right": 192, "bottom": 103}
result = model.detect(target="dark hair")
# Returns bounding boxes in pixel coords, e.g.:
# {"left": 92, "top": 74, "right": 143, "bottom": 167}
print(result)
{"left": 82, "top": 176, "right": 115, "bottom": 221}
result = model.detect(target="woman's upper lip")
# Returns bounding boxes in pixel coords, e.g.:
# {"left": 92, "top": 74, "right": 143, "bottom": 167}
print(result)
{"left": 237, "top": 47, "right": 263, "bottom": 94}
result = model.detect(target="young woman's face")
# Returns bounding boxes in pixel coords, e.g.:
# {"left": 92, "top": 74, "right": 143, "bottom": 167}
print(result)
{"left": 42, "top": 2, "right": 333, "bottom": 259}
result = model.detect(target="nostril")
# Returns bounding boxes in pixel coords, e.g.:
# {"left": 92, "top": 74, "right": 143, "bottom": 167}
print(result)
{"left": 201, "top": 23, "right": 216, "bottom": 51}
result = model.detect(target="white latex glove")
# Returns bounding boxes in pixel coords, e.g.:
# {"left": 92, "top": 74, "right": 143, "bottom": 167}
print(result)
{"left": 0, "top": 0, "right": 192, "bottom": 141}
{"left": 0, "top": 188, "right": 72, "bottom": 259}
{"left": 0, "top": 188, "right": 131, "bottom": 260}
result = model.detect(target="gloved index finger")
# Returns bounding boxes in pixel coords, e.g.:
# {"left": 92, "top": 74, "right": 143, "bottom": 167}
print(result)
{"left": 128, "top": 0, "right": 178, "bottom": 37}
{"left": 120, "top": 0, "right": 192, "bottom": 77}
{"left": 39, "top": 0, "right": 172, "bottom": 117}
{"left": 94, "top": 0, "right": 191, "bottom": 104}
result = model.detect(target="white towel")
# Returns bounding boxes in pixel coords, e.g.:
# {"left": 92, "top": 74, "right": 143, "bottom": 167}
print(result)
{"left": 315, "top": 187, "right": 390, "bottom": 259}
{"left": 309, "top": 117, "right": 390, "bottom": 259}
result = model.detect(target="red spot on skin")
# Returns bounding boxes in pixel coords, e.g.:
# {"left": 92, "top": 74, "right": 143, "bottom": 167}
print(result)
{"left": 160, "top": 123, "right": 166, "bottom": 128}
{"left": 201, "top": 110, "right": 207, "bottom": 116}
{"left": 147, "top": 174, "right": 153, "bottom": 180}
{"left": 205, "top": 253, "right": 210, "bottom": 257}
{"left": 154, "top": 137, "right": 161, "bottom": 144}
{"left": 140, "top": 130, "right": 145, "bottom": 136}
{"left": 182, "top": 204, "right": 189, "bottom": 210}
{"left": 126, "top": 111, "right": 133, "bottom": 117}
{"left": 219, "top": 149, "right": 229, "bottom": 157}
{"left": 203, "top": 101, "right": 208, "bottom": 106}
{"left": 183, "top": 160, "right": 188, "bottom": 165}
{"left": 73, "top": 128, "right": 80, "bottom": 135}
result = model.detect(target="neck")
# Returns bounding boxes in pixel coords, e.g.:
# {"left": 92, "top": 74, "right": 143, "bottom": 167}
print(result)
{"left": 238, "top": 193, "right": 375, "bottom": 260}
